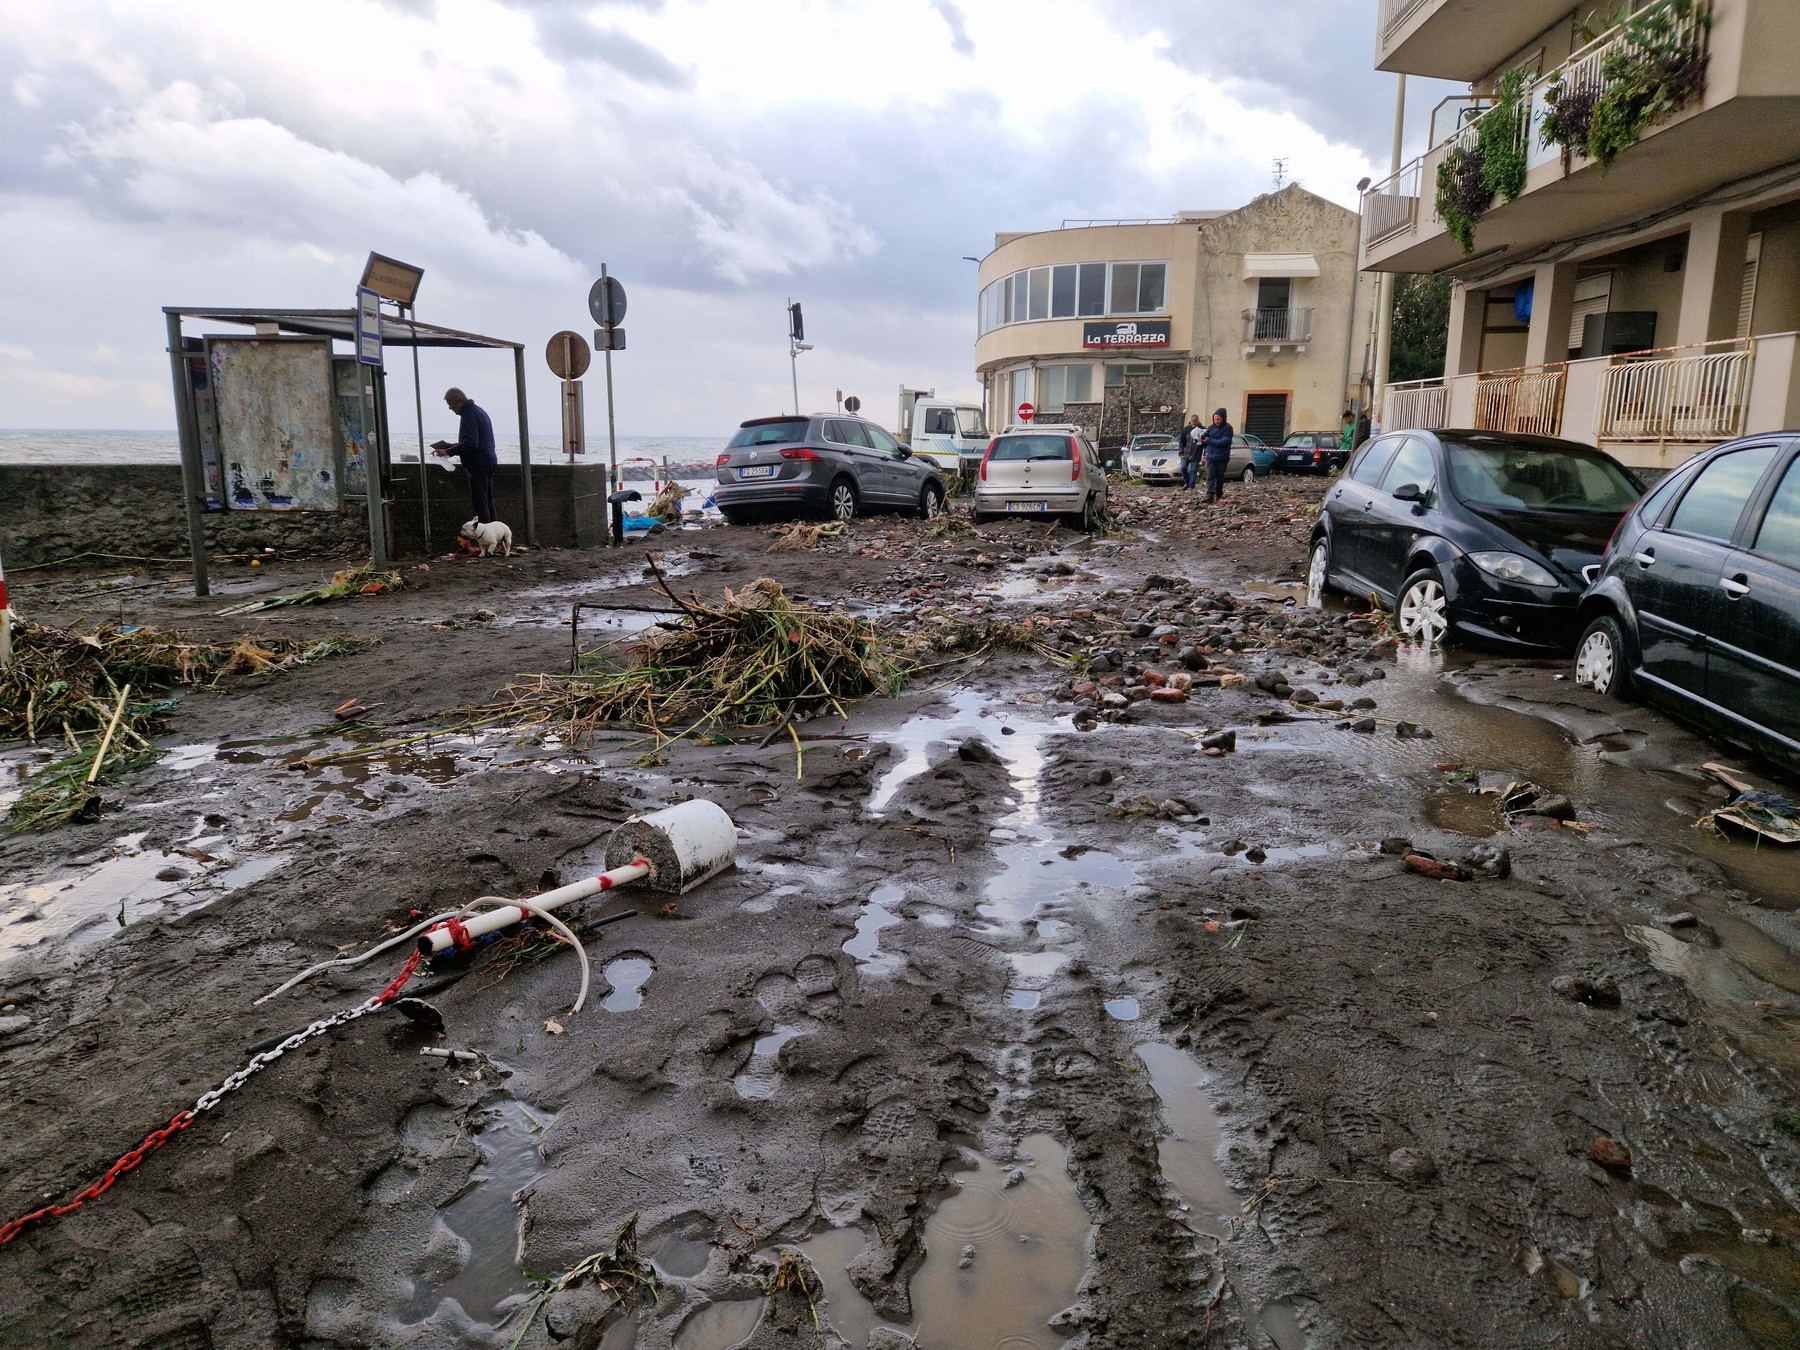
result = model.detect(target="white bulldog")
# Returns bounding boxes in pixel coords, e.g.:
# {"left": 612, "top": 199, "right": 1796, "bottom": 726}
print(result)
{"left": 460, "top": 518, "right": 514, "bottom": 557}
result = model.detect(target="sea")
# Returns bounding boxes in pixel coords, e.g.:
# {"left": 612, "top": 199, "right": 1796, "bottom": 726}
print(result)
{"left": 0, "top": 429, "right": 724, "bottom": 478}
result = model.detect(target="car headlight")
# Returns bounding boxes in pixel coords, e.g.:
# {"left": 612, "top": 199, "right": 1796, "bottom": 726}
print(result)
{"left": 1467, "top": 551, "right": 1558, "bottom": 588}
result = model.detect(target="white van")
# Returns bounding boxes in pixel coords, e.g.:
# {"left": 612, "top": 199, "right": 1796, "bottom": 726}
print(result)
{"left": 898, "top": 387, "right": 989, "bottom": 481}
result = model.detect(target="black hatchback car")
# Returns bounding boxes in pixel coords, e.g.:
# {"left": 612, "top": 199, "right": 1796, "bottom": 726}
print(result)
{"left": 714, "top": 413, "right": 946, "bottom": 525}
{"left": 1572, "top": 432, "right": 1800, "bottom": 773}
{"left": 1307, "top": 430, "right": 1644, "bottom": 651}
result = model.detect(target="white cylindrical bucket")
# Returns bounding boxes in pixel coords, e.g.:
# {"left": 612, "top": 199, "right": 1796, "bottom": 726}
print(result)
{"left": 605, "top": 799, "right": 738, "bottom": 894}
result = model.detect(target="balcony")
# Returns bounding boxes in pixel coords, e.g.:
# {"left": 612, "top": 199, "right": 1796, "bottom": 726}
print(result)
{"left": 1241, "top": 307, "right": 1314, "bottom": 354}
{"left": 1362, "top": 0, "right": 1800, "bottom": 276}
{"left": 1382, "top": 332, "right": 1800, "bottom": 468}
{"left": 1377, "top": 0, "right": 1581, "bottom": 81}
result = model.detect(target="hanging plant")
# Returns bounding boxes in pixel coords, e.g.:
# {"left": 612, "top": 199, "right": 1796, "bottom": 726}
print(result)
{"left": 1541, "top": 0, "right": 1710, "bottom": 168}
{"left": 1477, "top": 67, "right": 1532, "bottom": 203}
{"left": 1435, "top": 141, "right": 1490, "bottom": 254}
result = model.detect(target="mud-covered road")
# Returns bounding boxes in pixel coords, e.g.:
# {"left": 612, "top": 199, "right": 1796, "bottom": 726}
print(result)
{"left": 3, "top": 478, "right": 1800, "bottom": 1350}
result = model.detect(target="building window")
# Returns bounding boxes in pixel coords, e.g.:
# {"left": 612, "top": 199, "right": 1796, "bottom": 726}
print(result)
{"left": 1051, "top": 265, "right": 1077, "bottom": 318}
{"left": 1110, "top": 262, "right": 1167, "bottom": 315}
{"left": 1009, "top": 368, "right": 1032, "bottom": 421}
{"left": 1078, "top": 263, "right": 1106, "bottom": 315}
{"left": 1104, "top": 362, "right": 1161, "bottom": 388}
{"left": 1039, "top": 364, "right": 1095, "bottom": 412}
{"left": 1028, "top": 267, "right": 1050, "bottom": 321}
{"left": 980, "top": 259, "right": 1169, "bottom": 335}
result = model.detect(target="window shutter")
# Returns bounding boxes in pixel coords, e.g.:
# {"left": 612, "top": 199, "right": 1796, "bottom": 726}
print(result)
{"left": 1737, "top": 233, "right": 1762, "bottom": 340}
{"left": 1568, "top": 273, "right": 1612, "bottom": 350}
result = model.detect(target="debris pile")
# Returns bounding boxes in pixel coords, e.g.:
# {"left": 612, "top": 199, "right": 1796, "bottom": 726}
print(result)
{"left": 216, "top": 564, "right": 403, "bottom": 615}
{"left": 768, "top": 520, "right": 849, "bottom": 552}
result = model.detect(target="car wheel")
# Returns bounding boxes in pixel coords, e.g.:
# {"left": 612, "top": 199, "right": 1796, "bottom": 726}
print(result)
{"left": 720, "top": 507, "right": 749, "bottom": 526}
{"left": 1395, "top": 566, "right": 1451, "bottom": 646}
{"left": 1306, "top": 538, "right": 1331, "bottom": 608}
{"left": 1080, "top": 493, "right": 1102, "bottom": 531}
{"left": 1574, "top": 613, "right": 1635, "bottom": 700}
{"left": 827, "top": 478, "right": 857, "bottom": 523}
{"left": 918, "top": 482, "right": 944, "bottom": 520}
{"left": 1241, "top": 465, "right": 1257, "bottom": 484}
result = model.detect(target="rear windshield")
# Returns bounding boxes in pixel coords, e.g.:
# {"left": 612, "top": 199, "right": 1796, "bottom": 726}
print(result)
{"left": 1443, "top": 438, "right": 1641, "bottom": 513}
{"left": 990, "top": 435, "right": 1072, "bottom": 461}
{"left": 729, "top": 418, "right": 809, "bottom": 448}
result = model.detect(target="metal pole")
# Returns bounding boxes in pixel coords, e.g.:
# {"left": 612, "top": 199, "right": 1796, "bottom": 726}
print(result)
{"left": 407, "top": 306, "right": 431, "bottom": 555}
{"left": 362, "top": 364, "right": 389, "bottom": 569}
{"left": 602, "top": 264, "right": 620, "bottom": 546}
{"left": 515, "top": 345, "right": 537, "bottom": 548}
{"left": 0, "top": 545, "right": 12, "bottom": 669}
{"left": 1372, "top": 74, "right": 1407, "bottom": 423}
{"left": 1341, "top": 196, "right": 1368, "bottom": 416}
{"left": 788, "top": 297, "right": 799, "bottom": 415}
{"left": 373, "top": 366, "right": 397, "bottom": 558}
{"left": 164, "top": 310, "right": 210, "bottom": 597}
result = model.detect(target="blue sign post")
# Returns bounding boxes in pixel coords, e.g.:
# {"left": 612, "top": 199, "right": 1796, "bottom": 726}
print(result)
{"left": 355, "top": 286, "right": 383, "bottom": 366}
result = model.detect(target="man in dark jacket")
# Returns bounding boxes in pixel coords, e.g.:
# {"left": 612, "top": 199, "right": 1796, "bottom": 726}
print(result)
{"left": 433, "top": 387, "right": 498, "bottom": 523}
{"left": 1201, "top": 408, "right": 1234, "bottom": 503}
{"left": 1177, "top": 414, "right": 1203, "bottom": 490}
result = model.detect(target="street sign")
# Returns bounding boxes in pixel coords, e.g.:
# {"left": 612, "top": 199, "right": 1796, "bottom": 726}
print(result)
{"left": 844, "top": 395, "right": 861, "bottom": 413}
{"left": 788, "top": 301, "right": 804, "bottom": 341}
{"left": 354, "top": 286, "right": 383, "bottom": 367}
{"left": 1017, "top": 402, "right": 1035, "bottom": 421}
{"left": 546, "top": 330, "right": 591, "bottom": 379}
{"left": 588, "top": 275, "right": 627, "bottom": 328}
{"left": 360, "top": 252, "right": 424, "bottom": 307}
{"left": 594, "top": 327, "right": 626, "bottom": 352}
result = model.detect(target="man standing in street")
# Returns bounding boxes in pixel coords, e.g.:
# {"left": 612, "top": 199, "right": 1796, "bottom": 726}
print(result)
{"left": 1178, "top": 414, "right": 1203, "bottom": 491}
{"left": 433, "top": 387, "right": 498, "bottom": 524}
{"left": 1202, "top": 408, "right": 1234, "bottom": 504}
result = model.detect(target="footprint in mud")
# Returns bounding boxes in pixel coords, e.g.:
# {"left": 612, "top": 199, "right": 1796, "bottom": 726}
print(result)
{"left": 731, "top": 967, "right": 832, "bottom": 1100}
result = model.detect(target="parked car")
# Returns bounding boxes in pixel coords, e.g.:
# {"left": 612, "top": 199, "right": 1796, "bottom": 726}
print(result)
{"left": 1124, "top": 434, "right": 1177, "bottom": 478}
{"left": 1276, "top": 431, "right": 1348, "bottom": 475}
{"left": 974, "top": 425, "right": 1109, "bottom": 529}
{"left": 1228, "top": 433, "right": 1276, "bottom": 483}
{"left": 1306, "top": 429, "right": 1644, "bottom": 651}
{"left": 714, "top": 413, "right": 946, "bottom": 525}
{"left": 1572, "top": 432, "right": 1800, "bottom": 773}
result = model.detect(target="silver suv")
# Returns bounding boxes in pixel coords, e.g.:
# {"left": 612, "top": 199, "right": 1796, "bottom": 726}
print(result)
{"left": 715, "top": 413, "right": 947, "bottom": 525}
{"left": 974, "top": 425, "right": 1109, "bottom": 529}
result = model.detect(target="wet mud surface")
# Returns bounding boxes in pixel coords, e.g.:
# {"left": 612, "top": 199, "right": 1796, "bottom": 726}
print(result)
{"left": 2, "top": 479, "right": 1799, "bottom": 1348}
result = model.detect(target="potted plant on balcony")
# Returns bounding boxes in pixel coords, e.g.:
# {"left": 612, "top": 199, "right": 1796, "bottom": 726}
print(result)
{"left": 1435, "top": 68, "right": 1531, "bottom": 254}
{"left": 1542, "top": 0, "right": 1710, "bottom": 169}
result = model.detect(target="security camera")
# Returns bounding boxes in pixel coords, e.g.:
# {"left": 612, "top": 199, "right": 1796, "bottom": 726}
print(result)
{"left": 793, "top": 342, "right": 813, "bottom": 352}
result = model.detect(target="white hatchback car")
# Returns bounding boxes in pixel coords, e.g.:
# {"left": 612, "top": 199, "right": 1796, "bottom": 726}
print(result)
{"left": 973, "top": 424, "right": 1109, "bottom": 529}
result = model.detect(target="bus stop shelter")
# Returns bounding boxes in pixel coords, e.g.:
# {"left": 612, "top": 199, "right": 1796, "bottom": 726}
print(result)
{"left": 163, "top": 306, "right": 533, "bottom": 597}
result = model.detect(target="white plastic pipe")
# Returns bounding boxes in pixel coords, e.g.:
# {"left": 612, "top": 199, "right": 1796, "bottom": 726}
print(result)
{"left": 416, "top": 860, "right": 648, "bottom": 955}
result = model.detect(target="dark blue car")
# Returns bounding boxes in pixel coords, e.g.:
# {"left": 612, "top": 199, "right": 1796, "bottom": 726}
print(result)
{"left": 1573, "top": 432, "right": 1800, "bottom": 774}
{"left": 1307, "top": 430, "right": 1643, "bottom": 652}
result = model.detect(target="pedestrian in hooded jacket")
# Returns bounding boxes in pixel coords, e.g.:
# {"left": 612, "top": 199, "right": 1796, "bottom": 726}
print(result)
{"left": 1201, "top": 408, "right": 1234, "bottom": 503}
{"left": 1178, "top": 414, "right": 1203, "bottom": 490}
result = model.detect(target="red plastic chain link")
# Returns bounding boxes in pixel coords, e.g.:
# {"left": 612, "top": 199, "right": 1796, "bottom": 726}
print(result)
{"left": 0, "top": 1108, "right": 196, "bottom": 1245}
{"left": 443, "top": 918, "right": 474, "bottom": 951}
{"left": 0, "top": 946, "right": 425, "bottom": 1246}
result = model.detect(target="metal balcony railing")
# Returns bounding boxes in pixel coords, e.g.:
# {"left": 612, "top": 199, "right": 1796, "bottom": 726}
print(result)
{"left": 1361, "top": 159, "right": 1422, "bottom": 246}
{"left": 1553, "top": 0, "right": 1708, "bottom": 128}
{"left": 1474, "top": 364, "right": 1567, "bottom": 436}
{"left": 1380, "top": 0, "right": 1434, "bottom": 39}
{"left": 1598, "top": 338, "right": 1753, "bottom": 442}
{"left": 1385, "top": 379, "right": 1449, "bottom": 431}
{"left": 1244, "top": 307, "right": 1314, "bottom": 343}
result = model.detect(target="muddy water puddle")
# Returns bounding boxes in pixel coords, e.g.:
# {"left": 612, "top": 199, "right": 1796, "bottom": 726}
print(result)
{"left": 843, "top": 882, "right": 905, "bottom": 978}
{"left": 1137, "top": 1042, "right": 1302, "bottom": 1349}
{"left": 408, "top": 1098, "right": 554, "bottom": 1326}
{"left": 672, "top": 1297, "right": 764, "bottom": 1350}
{"left": 733, "top": 1026, "right": 804, "bottom": 1100}
{"left": 769, "top": 1133, "right": 1090, "bottom": 1350}
{"left": 601, "top": 955, "right": 654, "bottom": 1012}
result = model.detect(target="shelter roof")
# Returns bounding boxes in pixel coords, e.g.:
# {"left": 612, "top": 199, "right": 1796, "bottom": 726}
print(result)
{"left": 164, "top": 307, "right": 522, "bottom": 350}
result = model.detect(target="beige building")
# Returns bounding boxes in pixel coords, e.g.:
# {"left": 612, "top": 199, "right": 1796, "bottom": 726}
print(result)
{"left": 1363, "top": 0, "right": 1800, "bottom": 468}
{"left": 972, "top": 186, "right": 1372, "bottom": 449}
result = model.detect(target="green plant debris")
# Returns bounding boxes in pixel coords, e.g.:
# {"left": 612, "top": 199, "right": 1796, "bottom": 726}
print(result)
{"left": 216, "top": 565, "right": 403, "bottom": 615}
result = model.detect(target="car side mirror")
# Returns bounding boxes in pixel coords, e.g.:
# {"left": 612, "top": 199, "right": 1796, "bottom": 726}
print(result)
{"left": 1392, "top": 482, "right": 1424, "bottom": 503}
{"left": 895, "top": 444, "right": 912, "bottom": 459}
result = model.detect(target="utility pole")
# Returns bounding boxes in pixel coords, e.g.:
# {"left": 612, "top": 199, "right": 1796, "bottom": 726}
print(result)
{"left": 787, "top": 300, "right": 809, "bottom": 414}
{"left": 1372, "top": 74, "right": 1406, "bottom": 426}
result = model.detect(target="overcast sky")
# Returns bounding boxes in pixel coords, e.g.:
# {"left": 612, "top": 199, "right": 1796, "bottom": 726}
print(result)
{"left": 0, "top": 0, "right": 1456, "bottom": 437}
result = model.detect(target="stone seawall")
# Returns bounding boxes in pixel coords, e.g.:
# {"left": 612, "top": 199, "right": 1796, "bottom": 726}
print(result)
{"left": 0, "top": 465, "right": 366, "bottom": 568}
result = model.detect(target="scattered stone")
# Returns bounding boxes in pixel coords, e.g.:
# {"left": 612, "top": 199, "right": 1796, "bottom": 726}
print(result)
{"left": 957, "top": 739, "right": 1002, "bottom": 765}
{"left": 1149, "top": 688, "right": 1187, "bottom": 703}
{"left": 1167, "top": 672, "right": 1193, "bottom": 692}
{"left": 1244, "top": 846, "right": 1267, "bottom": 864}
{"left": 1228, "top": 904, "right": 1261, "bottom": 920}
{"left": 870, "top": 1331, "right": 922, "bottom": 1349}
{"left": 1290, "top": 688, "right": 1319, "bottom": 705}
{"left": 1527, "top": 793, "right": 1577, "bottom": 821}
{"left": 1589, "top": 1137, "right": 1632, "bottom": 1172}
{"left": 1141, "top": 574, "right": 1179, "bottom": 591}
{"left": 1003, "top": 1168, "right": 1025, "bottom": 1189}
{"left": 1203, "top": 747, "right": 1225, "bottom": 758}
{"left": 1350, "top": 697, "right": 1377, "bottom": 709}
{"left": 1177, "top": 646, "right": 1207, "bottom": 670}
{"left": 1071, "top": 681, "right": 1097, "bottom": 698}
{"left": 1550, "top": 974, "right": 1622, "bottom": 1009}
{"left": 1085, "top": 767, "right": 1114, "bottom": 787}
{"left": 1461, "top": 843, "right": 1512, "bottom": 879}
{"left": 1200, "top": 730, "right": 1236, "bottom": 753}
{"left": 957, "top": 1244, "right": 976, "bottom": 1270}
{"left": 0, "top": 1015, "right": 33, "bottom": 1039}
{"left": 1101, "top": 692, "right": 1127, "bottom": 709}
{"left": 1386, "top": 1148, "right": 1438, "bottom": 1184}
{"left": 1394, "top": 721, "right": 1434, "bottom": 739}
{"left": 1349, "top": 717, "right": 1378, "bottom": 733}
{"left": 1378, "top": 837, "right": 1412, "bottom": 855}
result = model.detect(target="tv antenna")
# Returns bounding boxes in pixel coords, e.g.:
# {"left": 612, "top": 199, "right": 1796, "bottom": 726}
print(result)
{"left": 1272, "top": 158, "right": 1289, "bottom": 189}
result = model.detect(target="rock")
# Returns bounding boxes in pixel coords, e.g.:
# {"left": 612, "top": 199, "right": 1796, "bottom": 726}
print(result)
{"left": 1144, "top": 669, "right": 1168, "bottom": 687}
{"left": 1203, "top": 746, "right": 1225, "bottom": 757}
{"left": 543, "top": 1285, "right": 618, "bottom": 1342}
{"left": 1149, "top": 688, "right": 1187, "bottom": 703}
{"left": 1089, "top": 654, "right": 1116, "bottom": 674}
{"left": 1071, "top": 681, "right": 1097, "bottom": 698}
{"left": 1004, "top": 1167, "right": 1026, "bottom": 1189}
{"left": 1404, "top": 854, "right": 1466, "bottom": 881}
{"left": 1228, "top": 904, "right": 1261, "bottom": 920}
{"left": 1290, "top": 688, "right": 1319, "bottom": 705}
{"left": 1528, "top": 793, "right": 1578, "bottom": 821}
{"left": 870, "top": 1331, "right": 921, "bottom": 1349}
{"left": 1085, "top": 767, "right": 1115, "bottom": 786}
{"left": 1589, "top": 1137, "right": 1633, "bottom": 1172}
{"left": 1461, "top": 843, "right": 1512, "bottom": 879}
{"left": 1350, "top": 717, "right": 1377, "bottom": 733}
{"left": 957, "top": 739, "right": 1002, "bottom": 765}
{"left": 1386, "top": 1148, "right": 1438, "bottom": 1184}
{"left": 1350, "top": 697, "right": 1377, "bottom": 709}
{"left": 1394, "top": 721, "right": 1434, "bottom": 739}
{"left": 1168, "top": 672, "right": 1193, "bottom": 692}
{"left": 1101, "top": 692, "right": 1128, "bottom": 709}
{"left": 1254, "top": 672, "right": 1287, "bottom": 694}
{"left": 1663, "top": 911, "right": 1699, "bottom": 929}
{"left": 1379, "top": 837, "right": 1412, "bottom": 855}
{"left": 1141, "top": 574, "right": 1179, "bottom": 591}
{"left": 1200, "top": 730, "right": 1236, "bottom": 753}
{"left": 1178, "top": 646, "right": 1207, "bottom": 670}
{"left": 1244, "top": 846, "right": 1267, "bottom": 864}
{"left": 1551, "top": 974, "right": 1622, "bottom": 1009}
{"left": 1150, "top": 624, "right": 1179, "bottom": 640}
{"left": 0, "top": 1014, "right": 33, "bottom": 1039}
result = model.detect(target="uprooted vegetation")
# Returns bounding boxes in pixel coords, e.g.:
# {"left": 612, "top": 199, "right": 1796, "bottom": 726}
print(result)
{"left": 2, "top": 620, "right": 365, "bottom": 831}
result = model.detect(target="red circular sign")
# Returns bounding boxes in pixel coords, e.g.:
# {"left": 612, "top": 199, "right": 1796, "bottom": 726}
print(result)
{"left": 1017, "top": 402, "right": 1035, "bottom": 421}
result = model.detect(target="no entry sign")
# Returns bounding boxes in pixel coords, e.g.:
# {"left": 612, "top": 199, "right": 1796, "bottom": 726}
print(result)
{"left": 1017, "top": 402, "right": 1035, "bottom": 422}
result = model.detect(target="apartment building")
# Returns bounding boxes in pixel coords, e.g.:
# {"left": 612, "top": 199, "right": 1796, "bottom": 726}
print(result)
{"left": 1362, "top": 0, "right": 1800, "bottom": 468}
{"left": 973, "top": 185, "right": 1372, "bottom": 449}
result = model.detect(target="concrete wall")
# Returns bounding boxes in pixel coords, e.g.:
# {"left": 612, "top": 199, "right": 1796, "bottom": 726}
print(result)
{"left": 1750, "top": 201, "right": 1800, "bottom": 334}
{"left": 0, "top": 465, "right": 365, "bottom": 569}
{"left": 387, "top": 461, "right": 613, "bottom": 556}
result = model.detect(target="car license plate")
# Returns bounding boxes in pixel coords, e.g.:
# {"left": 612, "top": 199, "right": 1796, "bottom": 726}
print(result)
{"left": 737, "top": 465, "right": 776, "bottom": 479}
{"left": 1006, "top": 501, "right": 1047, "bottom": 512}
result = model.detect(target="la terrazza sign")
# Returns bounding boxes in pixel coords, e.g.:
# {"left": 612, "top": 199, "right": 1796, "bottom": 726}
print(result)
{"left": 1082, "top": 320, "right": 1171, "bottom": 350}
